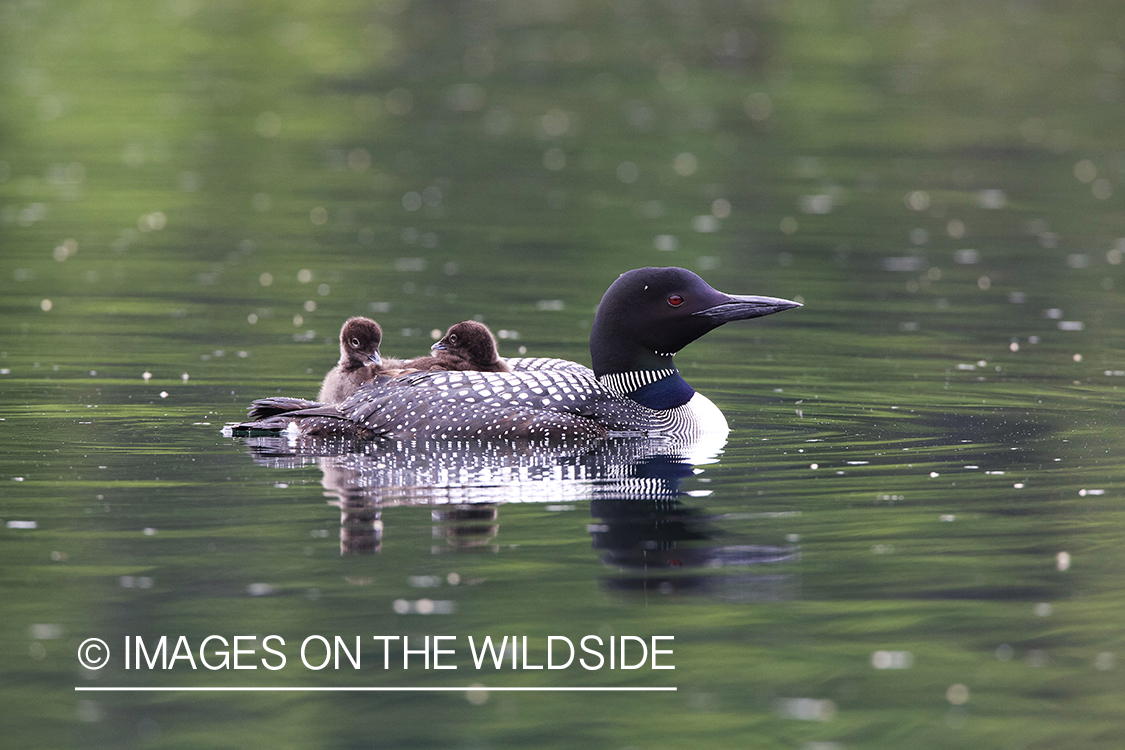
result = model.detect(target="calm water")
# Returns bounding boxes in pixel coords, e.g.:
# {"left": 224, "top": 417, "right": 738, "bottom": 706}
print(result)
{"left": 3, "top": 1, "right": 1124, "bottom": 748}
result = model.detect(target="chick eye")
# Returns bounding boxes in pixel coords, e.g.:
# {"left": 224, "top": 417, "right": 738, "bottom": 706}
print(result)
{"left": 350, "top": 337, "right": 361, "bottom": 347}
{"left": 667, "top": 294, "right": 684, "bottom": 307}
{"left": 448, "top": 334, "right": 458, "bottom": 345}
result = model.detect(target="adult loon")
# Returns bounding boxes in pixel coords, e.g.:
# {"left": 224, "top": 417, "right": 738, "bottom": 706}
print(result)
{"left": 232, "top": 267, "right": 800, "bottom": 441}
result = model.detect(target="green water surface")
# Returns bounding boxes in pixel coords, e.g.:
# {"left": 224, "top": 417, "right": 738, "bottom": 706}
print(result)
{"left": 2, "top": 1, "right": 1124, "bottom": 748}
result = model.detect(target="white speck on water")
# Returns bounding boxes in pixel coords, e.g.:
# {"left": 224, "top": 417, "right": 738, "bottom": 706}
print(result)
{"left": 799, "top": 194, "right": 833, "bottom": 214}
{"left": 774, "top": 697, "right": 836, "bottom": 721}
{"left": 871, "top": 650, "right": 913, "bottom": 669}
{"left": 29, "top": 623, "right": 62, "bottom": 640}
{"left": 692, "top": 215, "right": 720, "bottom": 233}
{"left": 977, "top": 188, "right": 1006, "bottom": 209}
{"left": 946, "top": 683, "right": 970, "bottom": 705}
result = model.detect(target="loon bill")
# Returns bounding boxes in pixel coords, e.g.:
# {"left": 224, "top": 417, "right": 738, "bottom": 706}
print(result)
{"left": 227, "top": 267, "right": 800, "bottom": 442}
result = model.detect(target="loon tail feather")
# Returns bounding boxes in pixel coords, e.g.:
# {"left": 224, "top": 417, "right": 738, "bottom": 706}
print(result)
{"left": 231, "top": 398, "right": 353, "bottom": 436}
{"left": 226, "top": 416, "right": 295, "bottom": 435}
{"left": 247, "top": 396, "right": 324, "bottom": 420}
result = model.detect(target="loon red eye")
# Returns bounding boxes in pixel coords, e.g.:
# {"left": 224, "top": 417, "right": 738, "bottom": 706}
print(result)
{"left": 667, "top": 294, "right": 684, "bottom": 307}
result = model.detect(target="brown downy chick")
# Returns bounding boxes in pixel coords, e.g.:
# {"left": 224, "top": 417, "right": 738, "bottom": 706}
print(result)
{"left": 386, "top": 320, "right": 511, "bottom": 375}
{"left": 317, "top": 317, "right": 384, "bottom": 402}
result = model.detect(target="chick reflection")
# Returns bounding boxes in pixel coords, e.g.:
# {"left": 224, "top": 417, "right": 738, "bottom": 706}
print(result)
{"left": 314, "top": 447, "right": 505, "bottom": 555}
{"left": 431, "top": 506, "right": 500, "bottom": 554}
{"left": 330, "top": 491, "right": 384, "bottom": 555}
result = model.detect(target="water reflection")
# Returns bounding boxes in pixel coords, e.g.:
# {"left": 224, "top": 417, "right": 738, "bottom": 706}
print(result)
{"left": 236, "top": 432, "right": 798, "bottom": 599}
{"left": 591, "top": 496, "right": 800, "bottom": 602}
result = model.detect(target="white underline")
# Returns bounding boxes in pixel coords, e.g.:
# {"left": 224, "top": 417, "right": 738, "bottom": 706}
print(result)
{"left": 74, "top": 686, "right": 675, "bottom": 692}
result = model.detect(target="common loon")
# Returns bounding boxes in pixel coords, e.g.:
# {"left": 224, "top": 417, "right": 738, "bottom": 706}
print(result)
{"left": 232, "top": 267, "right": 800, "bottom": 441}
{"left": 318, "top": 317, "right": 384, "bottom": 403}
{"left": 382, "top": 320, "right": 512, "bottom": 375}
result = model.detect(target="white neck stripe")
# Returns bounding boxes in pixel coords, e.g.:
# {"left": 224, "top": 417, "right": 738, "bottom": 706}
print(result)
{"left": 597, "top": 368, "right": 677, "bottom": 397}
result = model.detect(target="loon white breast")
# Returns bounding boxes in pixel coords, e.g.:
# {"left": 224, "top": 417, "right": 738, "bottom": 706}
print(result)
{"left": 230, "top": 267, "right": 800, "bottom": 442}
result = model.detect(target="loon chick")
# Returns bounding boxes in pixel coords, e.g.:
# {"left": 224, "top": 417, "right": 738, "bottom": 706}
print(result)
{"left": 317, "top": 317, "right": 384, "bottom": 403}
{"left": 385, "top": 321, "right": 512, "bottom": 375}
{"left": 234, "top": 267, "right": 800, "bottom": 441}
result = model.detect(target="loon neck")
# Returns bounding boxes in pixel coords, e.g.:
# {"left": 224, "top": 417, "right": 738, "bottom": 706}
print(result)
{"left": 597, "top": 363, "right": 696, "bottom": 410}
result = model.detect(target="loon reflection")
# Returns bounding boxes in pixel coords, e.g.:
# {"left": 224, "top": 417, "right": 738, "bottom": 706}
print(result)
{"left": 237, "top": 432, "right": 799, "bottom": 600}
{"left": 590, "top": 496, "right": 800, "bottom": 602}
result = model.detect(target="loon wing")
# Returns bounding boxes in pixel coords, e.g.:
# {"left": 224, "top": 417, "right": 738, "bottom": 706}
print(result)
{"left": 505, "top": 357, "right": 594, "bottom": 377}
{"left": 231, "top": 370, "right": 656, "bottom": 440}
{"left": 338, "top": 370, "right": 635, "bottom": 440}
{"left": 231, "top": 369, "right": 662, "bottom": 441}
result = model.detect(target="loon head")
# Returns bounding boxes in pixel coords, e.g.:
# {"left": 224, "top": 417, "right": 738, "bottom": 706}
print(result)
{"left": 430, "top": 320, "right": 503, "bottom": 367}
{"left": 590, "top": 267, "right": 800, "bottom": 378}
{"left": 338, "top": 316, "right": 383, "bottom": 369}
